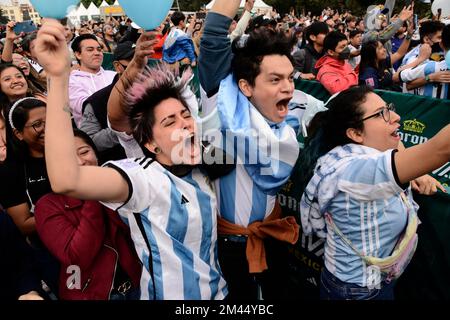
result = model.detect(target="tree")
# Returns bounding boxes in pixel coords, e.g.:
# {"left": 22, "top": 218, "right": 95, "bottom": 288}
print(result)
{"left": 177, "top": 0, "right": 209, "bottom": 11}
{"left": 0, "top": 9, "right": 9, "bottom": 24}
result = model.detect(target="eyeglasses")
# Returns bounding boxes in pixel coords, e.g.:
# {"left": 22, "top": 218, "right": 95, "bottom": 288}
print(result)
{"left": 360, "top": 103, "right": 395, "bottom": 123}
{"left": 118, "top": 61, "right": 129, "bottom": 69}
{"left": 25, "top": 120, "right": 45, "bottom": 133}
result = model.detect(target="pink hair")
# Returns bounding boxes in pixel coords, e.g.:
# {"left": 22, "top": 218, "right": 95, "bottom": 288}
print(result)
{"left": 124, "top": 63, "right": 193, "bottom": 106}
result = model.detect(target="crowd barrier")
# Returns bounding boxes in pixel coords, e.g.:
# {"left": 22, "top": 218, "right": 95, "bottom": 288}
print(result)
{"left": 281, "top": 80, "right": 450, "bottom": 300}
{"left": 103, "top": 55, "right": 450, "bottom": 299}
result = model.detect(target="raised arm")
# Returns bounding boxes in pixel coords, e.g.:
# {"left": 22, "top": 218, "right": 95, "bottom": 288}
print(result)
{"left": 405, "top": 71, "right": 450, "bottom": 90}
{"left": 395, "top": 124, "right": 450, "bottom": 184}
{"left": 211, "top": 0, "right": 242, "bottom": 19}
{"left": 35, "top": 19, "right": 128, "bottom": 202}
{"left": 107, "top": 31, "right": 158, "bottom": 133}
{"left": 392, "top": 43, "right": 431, "bottom": 82}
{"left": 2, "top": 21, "right": 20, "bottom": 63}
{"left": 199, "top": 0, "right": 241, "bottom": 96}
{"left": 378, "top": 6, "right": 413, "bottom": 44}
{"left": 229, "top": 0, "right": 254, "bottom": 42}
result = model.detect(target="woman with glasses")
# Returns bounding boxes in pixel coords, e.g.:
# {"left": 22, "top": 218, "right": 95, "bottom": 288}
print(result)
{"left": 0, "top": 63, "right": 46, "bottom": 163}
{"left": 297, "top": 86, "right": 449, "bottom": 300}
{"left": 0, "top": 97, "right": 59, "bottom": 299}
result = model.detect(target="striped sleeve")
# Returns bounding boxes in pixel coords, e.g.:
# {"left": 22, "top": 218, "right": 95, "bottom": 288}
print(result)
{"left": 337, "top": 149, "right": 406, "bottom": 201}
{"left": 100, "top": 158, "right": 153, "bottom": 213}
{"left": 399, "top": 62, "right": 429, "bottom": 83}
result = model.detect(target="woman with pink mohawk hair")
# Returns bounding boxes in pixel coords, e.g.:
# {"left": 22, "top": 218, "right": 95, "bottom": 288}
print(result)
{"left": 35, "top": 19, "right": 228, "bottom": 300}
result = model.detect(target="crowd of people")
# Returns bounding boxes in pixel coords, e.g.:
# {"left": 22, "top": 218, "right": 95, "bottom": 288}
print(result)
{"left": 0, "top": 0, "right": 449, "bottom": 301}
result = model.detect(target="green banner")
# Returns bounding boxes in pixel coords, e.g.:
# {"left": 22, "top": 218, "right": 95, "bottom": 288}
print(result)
{"left": 279, "top": 80, "right": 450, "bottom": 300}
{"left": 102, "top": 53, "right": 161, "bottom": 73}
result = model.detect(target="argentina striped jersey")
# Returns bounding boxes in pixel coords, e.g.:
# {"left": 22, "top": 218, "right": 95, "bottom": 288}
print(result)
{"left": 200, "top": 84, "right": 326, "bottom": 227}
{"left": 323, "top": 149, "right": 417, "bottom": 288}
{"left": 101, "top": 157, "right": 227, "bottom": 300}
{"left": 399, "top": 60, "right": 449, "bottom": 99}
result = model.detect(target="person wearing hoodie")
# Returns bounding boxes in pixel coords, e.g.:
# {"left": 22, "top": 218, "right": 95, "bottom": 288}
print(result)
{"left": 315, "top": 31, "right": 358, "bottom": 94}
{"left": 69, "top": 34, "right": 116, "bottom": 127}
{"left": 163, "top": 11, "right": 197, "bottom": 72}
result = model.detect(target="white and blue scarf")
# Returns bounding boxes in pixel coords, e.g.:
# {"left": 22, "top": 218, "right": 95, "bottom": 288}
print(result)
{"left": 300, "top": 144, "right": 381, "bottom": 238}
{"left": 214, "top": 74, "right": 300, "bottom": 194}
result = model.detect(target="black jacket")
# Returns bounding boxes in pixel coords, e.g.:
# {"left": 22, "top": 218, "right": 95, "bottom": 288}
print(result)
{"left": 293, "top": 43, "right": 325, "bottom": 75}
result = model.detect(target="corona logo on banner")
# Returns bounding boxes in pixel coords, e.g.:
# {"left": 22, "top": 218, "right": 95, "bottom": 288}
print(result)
{"left": 403, "top": 119, "right": 426, "bottom": 134}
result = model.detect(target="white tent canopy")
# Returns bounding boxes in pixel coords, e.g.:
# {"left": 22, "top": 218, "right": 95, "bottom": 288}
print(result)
{"left": 76, "top": 3, "right": 88, "bottom": 16}
{"left": 99, "top": 1, "right": 110, "bottom": 8}
{"left": 205, "top": 0, "right": 271, "bottom": 11}
{"left": 67, "top": 4, "right": 81, "bottom": 27}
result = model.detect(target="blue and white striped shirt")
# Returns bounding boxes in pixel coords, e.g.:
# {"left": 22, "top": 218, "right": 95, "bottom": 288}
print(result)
{"left": 399, "top": 60, "right": 449, "bottom": 99}
{"left": 102, "top": 158, "right": 227, "bottom": 300}
{"left": 200, "top": 84, "right": 324, "bottom": 226}
{"left": 198, "top": 12, "right": 326, "bottom": 227}
{"left": 303, "top": 146, "right": 418, "bottom": 287}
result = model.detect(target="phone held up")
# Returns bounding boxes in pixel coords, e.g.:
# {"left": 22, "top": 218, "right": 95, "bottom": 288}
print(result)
{"left": 13, "top": 20, "right": 37, "bottom": 35}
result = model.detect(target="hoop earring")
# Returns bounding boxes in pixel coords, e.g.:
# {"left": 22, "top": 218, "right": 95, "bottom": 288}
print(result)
{"left": 154, "top": 147, "right": 161, "bottom": 155}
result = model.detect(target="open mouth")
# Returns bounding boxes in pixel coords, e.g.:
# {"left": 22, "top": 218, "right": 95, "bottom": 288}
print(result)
{"left": 276, "top": 98, "right": 291, "bottom": 117}
{"left": 391, "top": 128, "right": 400, "bottom": 139}
{"left": 183, "top": 133, "right": 200, "bottom": 156}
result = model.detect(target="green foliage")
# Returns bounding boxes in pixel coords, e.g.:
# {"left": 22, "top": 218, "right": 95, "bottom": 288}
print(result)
{"left": 177, "top": 0, "right": 210, "bottom": 11}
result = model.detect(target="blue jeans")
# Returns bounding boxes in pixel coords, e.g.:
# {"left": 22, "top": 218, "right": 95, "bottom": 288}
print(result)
{"left": 320, "top": 267, "right": 396, "bottom": 300}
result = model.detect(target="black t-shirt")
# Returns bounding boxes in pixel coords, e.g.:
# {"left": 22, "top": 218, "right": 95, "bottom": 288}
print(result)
{"left": 0, "top": 155, "right": 51, "bottom": 210}
{"left": 0, "top": 211, "right": 41, "bottom": 300}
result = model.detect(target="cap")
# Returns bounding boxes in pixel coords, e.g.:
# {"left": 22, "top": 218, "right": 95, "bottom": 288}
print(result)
{"left": 250, "top": 15, "right": 276, "bottom": 30}
{"left": 113, "top": 41, "right": 136, "bottom": 61}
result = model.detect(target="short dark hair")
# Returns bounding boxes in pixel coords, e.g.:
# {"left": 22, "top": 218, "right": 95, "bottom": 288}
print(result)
{"left": 419, "top": 21, "right": 445, "bottom": 43}
{"left": 349, "top": 30, "right": 363, "bottom": 39}
{"left": 305, "top": 22, "right": 329, "bottom": 43}
{"left": 231, "top": 28, "right": 294, "bottom": 87}
{"left": 71, "top": 34, "right": 100, "bottom": 53}
{"left": 171, "top": 11, "right": 186, "bottom": 27}
{"left": 71, "top": 34, "right": 101, "bottom": 64}
{"left": 442, "top": 24, "right": 450, "bottom": 51}
{"left": 323, "top": 31, "right": 348, "bottom": 53}
{"left": 346, "top": 15, "right": 357, "bottom": 23}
